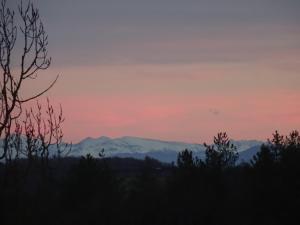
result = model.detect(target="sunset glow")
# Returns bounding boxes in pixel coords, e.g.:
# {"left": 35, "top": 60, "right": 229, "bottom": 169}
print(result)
{"left": 15, "top": 0, "right": 300, "bottom": 143}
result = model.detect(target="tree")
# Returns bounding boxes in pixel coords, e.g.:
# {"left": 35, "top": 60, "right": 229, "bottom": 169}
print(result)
{"left": 21, "top": 99, "right": 69, "bottom": 160}
{"left": 282, "top": 130, "right": 300, "bottom": 168}
{"left": 177, "top": 149, "right": 198, "bottom": 169}
{"left": 1, "top": 98, "right": 70, "bottom": 187}
{"left": 204, "top": 132, "right": 238, "bottom": 169}
{"left": 250, "top": 130, "right": 300, "bottom": 225}
{"left": 268, "top": 130, "right": 284, "bottom": 162}
{"left": 250, "top": 144, "right": 276, "bottom": 170}
{"left": 0, "top": 0, "right": 57, "bottom": 159}
{"left": 251, "top": 130, "right": 300, "bottom": 169}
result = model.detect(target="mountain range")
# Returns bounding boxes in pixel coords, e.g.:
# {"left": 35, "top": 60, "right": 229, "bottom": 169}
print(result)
{"left": 0, "top": 136, "right": 264, "bottom": 163}
{"left": 70, "top": 136, "right": 263, "bottom": 163}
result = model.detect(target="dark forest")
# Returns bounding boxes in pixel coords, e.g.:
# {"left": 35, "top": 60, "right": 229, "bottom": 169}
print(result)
{"left": 1, "top": 131, "right": 300, "bottom": 225}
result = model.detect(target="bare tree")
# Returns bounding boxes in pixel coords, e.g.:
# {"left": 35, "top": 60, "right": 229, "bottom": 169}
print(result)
{"left": 29, "top": 98, "right": 71, "bottom": 162}
{"left": 0, "top": 0, "right": 57, "bottom": 159}
{"left": 5, "top": 98, "right": 71, "bottom": 168}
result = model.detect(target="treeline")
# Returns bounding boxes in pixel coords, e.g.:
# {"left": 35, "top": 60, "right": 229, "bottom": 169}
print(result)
{"left": 0, "top": 131, "right": 300, "bottom": 225}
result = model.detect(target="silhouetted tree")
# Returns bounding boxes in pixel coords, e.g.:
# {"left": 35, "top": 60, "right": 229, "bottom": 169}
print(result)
{"left": 0, "top": 0, "right": 57, "bottom": 160}
{"left": 249, "top": 130, "right": 300, "bottom": 225}
{"left": 177, "top": 149, "right": 199, "bottom": 169}
{"left": 204, "top": 132, "right": 238, "bottom": 169}
{"left": 61, "top": 154, "right": 120, "bottom": 225}
{"left": 251, "top": 130, "right": 300, "bottom": 168}
{"left": 281, "top": 130, "right": 300, "bottom": 169}
{"left": 251, "top": 144, "right": 275, "bottom": 169}
{"left": 4, "top": 99, "right": 70, "bottom": 168}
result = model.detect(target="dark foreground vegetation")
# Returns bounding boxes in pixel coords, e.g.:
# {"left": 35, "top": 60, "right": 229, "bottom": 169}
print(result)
{"left": 0, "top": 131, "right": 299, "bottom": 225}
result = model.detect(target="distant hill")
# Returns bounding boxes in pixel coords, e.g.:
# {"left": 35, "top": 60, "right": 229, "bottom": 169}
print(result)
{"left": 0, "top": 136, "right": 263, "bottom": 163}
{"left": 70, "top": 136, "right": 263, "bottom": 163}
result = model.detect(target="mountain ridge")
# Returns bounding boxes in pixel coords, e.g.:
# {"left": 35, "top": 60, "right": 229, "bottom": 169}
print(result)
{"left": 70, "top": 136, "right": 264, "bottom": 163}
{"left": 0, "top": 135, "right": 264, "bottom": 163}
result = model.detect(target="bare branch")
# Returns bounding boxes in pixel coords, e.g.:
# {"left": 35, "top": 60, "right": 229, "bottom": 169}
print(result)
{"left": 18, "top": 74, "right": 58, "bottom": 103}
{"left": 0, "top": 0, "right": 57, "bottom": 160}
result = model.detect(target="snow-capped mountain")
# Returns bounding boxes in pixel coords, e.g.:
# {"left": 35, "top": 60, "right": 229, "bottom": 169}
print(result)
{"left": 0, "top": 135, "right": 263, "bottom": 163}
{"left": 70, "top": 136, "right": 263, "bottom": 163}
{"left": 71, "top": 136, "right": 205, "bottom": 157}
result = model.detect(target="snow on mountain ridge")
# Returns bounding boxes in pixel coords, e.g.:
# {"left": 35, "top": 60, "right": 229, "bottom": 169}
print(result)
{"left": 71, "top": 136, "right": 263, "bottom": 158}
{"left": 0, "top": 136, "right": 263, "bottom": 163}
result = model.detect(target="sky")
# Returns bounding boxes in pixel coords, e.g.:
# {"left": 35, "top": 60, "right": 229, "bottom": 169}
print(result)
{"left": 8, "top": 0, "right": 300, "bottom": 143}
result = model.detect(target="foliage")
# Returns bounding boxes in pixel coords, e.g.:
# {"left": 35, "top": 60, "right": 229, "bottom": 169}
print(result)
{"left": 203, "top": 132, "right": 239, "bottom": 169}
{"left": 0, "top": 130, "right": 300, "bottom": 225}
{"left": 177, "top": 149, "right": 199, "bottom": 169}
{"left": 251, "top": 130, "right": 300, "bottom": 169}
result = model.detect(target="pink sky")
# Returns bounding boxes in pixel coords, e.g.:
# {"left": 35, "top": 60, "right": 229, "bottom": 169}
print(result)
{"left": 18, "top": 0, "right": 300, "bottom": 143}
{"left": 23, "top": 61, "right": 300, "bottom": 144}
